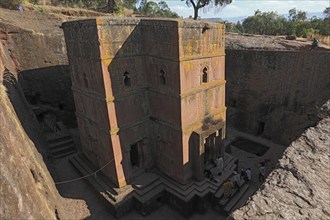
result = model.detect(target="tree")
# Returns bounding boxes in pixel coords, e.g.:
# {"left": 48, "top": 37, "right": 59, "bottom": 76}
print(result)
{"left": 103, "top": 0, "right": 116, "bottom": 13}
{"left": 242, "top": 10, "right": 285, "bottom": 35}
{"left": 183, "top": 0, "right": 232, "bottom": 20}
{"left": 138, "top": 0, "right": 179, "bottom": 18}
{"left": 158, "top": 1, "right": 179, "bottom": 18}
{"left": 238, "top": 7, "right": 330, "bottom": 37}
{"left": 0, "top": 0, "right": 23, "bottom": 9}
{"left": 324, "top": 7, "right": 330, "bottom": 20}
{"left": 288, "top": 8, "right": 307, "bottom": 22}
{"left": 235, "top": 21, "right": 244, "bottom": 33}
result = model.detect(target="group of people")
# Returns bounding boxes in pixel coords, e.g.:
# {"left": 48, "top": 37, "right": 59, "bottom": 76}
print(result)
{"left": 205, "top": 155, "right": 268, "bottom": 193}
{"left": 223, "top": 163, "right": 266, "bottom": 198}
{"left": 241, "top": 161, "right": 268, "bottom": 183}
{"left": 240, "top": 161, "right": 267, "bottom": 183}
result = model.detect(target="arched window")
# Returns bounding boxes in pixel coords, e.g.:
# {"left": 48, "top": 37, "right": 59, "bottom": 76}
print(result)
{"left": 160, "top": 69, "right": 166, "bottom": 85}
{"left": 202, "top": 67, "right": 208, "bottom": 83}
{"left": 123, "top": 71, "right": 131, "bottom": 86}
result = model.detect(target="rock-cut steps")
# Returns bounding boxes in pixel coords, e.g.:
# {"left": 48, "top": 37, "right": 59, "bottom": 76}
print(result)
{"left": 68, "top": 152, "right": 248, "bottom": 217}
{"left": 69, "top": 153, "right": 136, "bottom": 217}
{"left": 45, "top": 122, "right": 77, "bottom": 159}
{"left": 213, "top": 177, "right": 250, "bottom": 214}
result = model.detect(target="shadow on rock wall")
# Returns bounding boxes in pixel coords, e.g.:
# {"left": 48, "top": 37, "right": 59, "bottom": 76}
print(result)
{"left": 18, "top": 65, "right": 77, "bottom": 127}
{"left": 225, "top": 49, "right": 330, "bottom": 146}
{"left": 2, "top": 70, "right": 54, "bottom": 172}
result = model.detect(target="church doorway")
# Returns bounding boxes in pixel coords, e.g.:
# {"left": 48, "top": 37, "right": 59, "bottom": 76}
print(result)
{"left": 130, "top": 143, "right": 140, "bottom": 167}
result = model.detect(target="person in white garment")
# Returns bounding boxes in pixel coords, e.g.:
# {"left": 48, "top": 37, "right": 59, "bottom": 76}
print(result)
{"left": 215, "top": 156, "right": 224, "bottom": 176}
{"left": 245, "top": 168, "right": 252, "bottom": 181}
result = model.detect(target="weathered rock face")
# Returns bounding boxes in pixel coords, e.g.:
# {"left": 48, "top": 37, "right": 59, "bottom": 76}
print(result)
{"left": 0, "top": 8, "right": 76, "bottom": 127}
{"left": 232, "top": 100, "right": 330, "bottom": 220}
{"left": 0, "top": 85, "right": 61, "bottom": 219}
{"left": 0, "top": 34, "right": 68, "bottom": 220}
{"left": 226, "top": 48, "right": 330, "bottom": 145}
{"left": 63, "top": 18, "right": 227, "bottom": 186}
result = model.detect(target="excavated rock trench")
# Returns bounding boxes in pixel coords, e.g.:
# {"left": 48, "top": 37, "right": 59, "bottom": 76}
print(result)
{"left": 1, "top": 8, "right": 329, "bottom": 219}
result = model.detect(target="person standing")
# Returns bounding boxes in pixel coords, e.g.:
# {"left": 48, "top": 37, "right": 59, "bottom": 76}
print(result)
{"left": 223, "top": 179, "right": 233, "bottom": 198}
{"left": 245, "top": 168, "right": 252, "bottom": 181}
{"left": 232, "top": 171, "right": 240, "bottom": 190}
{"left": 259, "top": 163, "right": 266, "bottom": 182}
{"left": 240, "top": 169, "right": 247, "bottom": 180}
{"left": 311, "top": 38, "right": 319, "bottom": 50}
{"left": 216, "top": 156, "right": 224, "bottom": 176}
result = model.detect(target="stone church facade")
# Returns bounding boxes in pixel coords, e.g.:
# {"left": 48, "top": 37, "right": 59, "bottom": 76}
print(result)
{"left": 63, "top": 18, "right": 226, "bottom": 188}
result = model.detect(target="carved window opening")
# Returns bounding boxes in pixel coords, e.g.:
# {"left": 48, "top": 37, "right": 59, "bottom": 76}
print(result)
{"left": 202, "top": 67, "right": 208, "bottom": 83}
{"left": 257, "top": 121, "right": 265, "bottom": 136}
{"left": 83, "top": 73, "right": 88, "bottom": 88}
{"left": 123, "top": 71, "right": 131, "bottom": 86}
{"left": 130, "top": 143, "right": 140, "bottom": 167}
{"left": 232, "top": 99, "right": 237, "bottom": 108}
{"left": 160, "top": 69, "right": 166, "bottom": 85}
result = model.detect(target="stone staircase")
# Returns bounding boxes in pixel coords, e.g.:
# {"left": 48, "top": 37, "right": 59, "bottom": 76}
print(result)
{"left": 131, "top": 173, "right": 165, "bottom": 215}
{"left": 69, "top": 154, "right": 135, "bottom": 217}
{"left": 213, "top": 178, "right": 250, "bottom": 214}
{"left": 68, "top": 152, "right": 249, "bottom": 217}
{"left": 45, "top": 122, "right": 77, "bottom": 159}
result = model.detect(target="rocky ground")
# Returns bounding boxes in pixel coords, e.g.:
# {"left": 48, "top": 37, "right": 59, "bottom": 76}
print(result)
{"left": 226, "top": 33, "right": 330, "bottom": 51}
{"left": 1, "top": 7, "right": 329, "bottom": 52}
{"left": 232, "top": 101, "right": 330, "bottom": 219}
{"left": 0, "top": 5, "right": 108, "bottom": 34}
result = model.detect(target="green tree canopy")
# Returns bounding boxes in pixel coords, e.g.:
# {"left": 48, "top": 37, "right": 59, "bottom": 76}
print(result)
{"left": 288, "top": 8, "right": 307, "bottom": 21}
{"left": 183, "top": 0, "right": 232, "bottom": 20}
{"left": 242, "top": 10, "right": 286, "bottom": 35}
{"left": 236, "top": 8, "right": 330, "bottom": 37}
{"left": 138, "top": 0, "right": 179, "bottom": 18}
{"left": 324, "top": 7, "right": 330, "bottom": 20}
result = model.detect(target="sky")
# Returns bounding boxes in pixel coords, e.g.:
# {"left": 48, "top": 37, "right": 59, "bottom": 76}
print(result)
{"left": 163, "top": 0, "right": 330, "bottom": 19}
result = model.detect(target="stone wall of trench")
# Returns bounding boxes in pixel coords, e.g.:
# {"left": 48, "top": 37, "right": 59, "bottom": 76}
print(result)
{"left": 0, "top": 21, "right": 76, "bottom": 127}
{"left": 0, "top": 28, "right": 71, "bottom": 220}
{"left": 225, "top": 49, "right": 330, "bottom": 145}
{"left": 3, "top": 14, "right": 329, "bottom": 146}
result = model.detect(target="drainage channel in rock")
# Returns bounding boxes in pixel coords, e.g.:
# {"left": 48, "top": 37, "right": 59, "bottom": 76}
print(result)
{"left": 231, "top": 137, "right": 270, "bottom": 156}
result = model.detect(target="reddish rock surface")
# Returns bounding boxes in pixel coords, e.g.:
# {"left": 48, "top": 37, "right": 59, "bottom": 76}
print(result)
{"left": 232, "top": 101, "right": 330, "bottom": 219}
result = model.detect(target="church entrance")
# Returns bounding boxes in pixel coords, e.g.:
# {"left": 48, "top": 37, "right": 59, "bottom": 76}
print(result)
{"left": 203, "top": 129, "right": 223, "bottom": 165}
{"left": 130, "top": 143, "right": 140, "bottom": 167}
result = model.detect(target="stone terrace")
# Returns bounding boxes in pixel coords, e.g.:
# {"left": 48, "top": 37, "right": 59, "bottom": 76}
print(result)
{"left": 69, "top": 152, "right": 245, "bottom": 217}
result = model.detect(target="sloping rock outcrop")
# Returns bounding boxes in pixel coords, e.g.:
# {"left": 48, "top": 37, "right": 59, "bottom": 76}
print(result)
{"left": 0, "top": 25, "right": 71, "bottom": 220}
{"left": 0, "top": 8, "right": 76, "bottom": 126}
{"left": 232, "top": 100, "right": 330, "bottom": 219}
{"left": 226, "top": 33, "right": 330, "bottom": 51}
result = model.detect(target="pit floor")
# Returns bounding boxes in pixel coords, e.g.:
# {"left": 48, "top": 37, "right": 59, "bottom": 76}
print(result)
{"left": 53, "top": 127, "right": 287, "bottom": 220}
